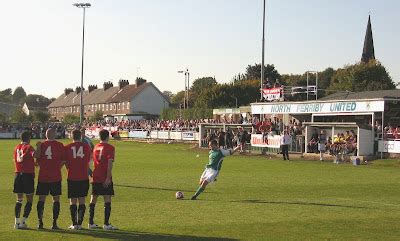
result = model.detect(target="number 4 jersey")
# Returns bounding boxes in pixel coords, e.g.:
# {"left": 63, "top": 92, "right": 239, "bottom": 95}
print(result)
{"left": 65, "top": 142, "right": 91, "bottom": 181}
{"left": 37, "top": 140, "right": 65, "bottom": 183}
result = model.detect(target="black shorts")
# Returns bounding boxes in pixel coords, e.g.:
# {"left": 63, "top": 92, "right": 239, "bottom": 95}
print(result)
{"left": 68, "top": 179, "right": 89, "bottom": 198}
{"left": 92, "top": 182, "right": 114, "bottom": 196}
{"left": 36, "top": 181, "right": 62, "bottom": 196}
{"left": 13, "top": 173, "right": 35, "bottom": 194}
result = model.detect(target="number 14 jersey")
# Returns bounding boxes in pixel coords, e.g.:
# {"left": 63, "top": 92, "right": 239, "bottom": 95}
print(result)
{"left": 65, "top": 142, "right": 91, "bottom": 181}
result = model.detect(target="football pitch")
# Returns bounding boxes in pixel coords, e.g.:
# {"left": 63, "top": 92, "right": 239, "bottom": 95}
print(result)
{"left": 1, "top": 139, "right": 400, "bottom": 241}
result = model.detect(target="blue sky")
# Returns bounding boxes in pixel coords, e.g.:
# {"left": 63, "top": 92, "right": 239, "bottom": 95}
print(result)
{"left": 0, "top": 0, "right": 398, "bottom": 98}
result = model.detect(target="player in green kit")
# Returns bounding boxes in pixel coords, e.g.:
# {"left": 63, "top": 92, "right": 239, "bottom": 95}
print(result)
{"left": 191, "top": 139, "right": 241, "bottom": 200}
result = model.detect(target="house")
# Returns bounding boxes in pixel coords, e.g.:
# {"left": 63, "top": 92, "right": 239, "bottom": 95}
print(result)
{"left": 48, "top": 79, "right": 169, "bottom": 121}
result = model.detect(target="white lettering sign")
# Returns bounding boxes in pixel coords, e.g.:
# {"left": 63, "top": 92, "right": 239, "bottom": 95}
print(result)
{"left": 252, "top": 100, "right": 384, "bottom": 114}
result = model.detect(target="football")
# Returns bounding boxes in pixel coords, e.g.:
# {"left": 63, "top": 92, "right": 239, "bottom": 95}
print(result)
{"left": 175, "top": 191, "right": 184, "bottom": 199}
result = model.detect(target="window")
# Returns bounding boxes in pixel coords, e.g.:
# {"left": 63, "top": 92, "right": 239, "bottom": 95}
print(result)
{"left": 122, "top": 102, "right": 125, "bottom": 110}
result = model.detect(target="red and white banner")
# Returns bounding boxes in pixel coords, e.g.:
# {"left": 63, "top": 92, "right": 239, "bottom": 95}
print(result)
{"left": 251, "top": 134, "right": 281, "bottom": 148}
{"left": 262, "top": 88, "right": 281, "bottom": 101}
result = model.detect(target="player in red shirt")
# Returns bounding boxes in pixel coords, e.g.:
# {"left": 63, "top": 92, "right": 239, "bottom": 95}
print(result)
{"left": 65, "top": 129, "right": 91, "bottom": 230}
{"left": 35, "top": 128, "right": 65, "bottom": 230}
{"left": 88, "top": 129, "right": 118, "bottom": 230}
{"left": 13, "top": 131, "right": 39, "bottom": 229}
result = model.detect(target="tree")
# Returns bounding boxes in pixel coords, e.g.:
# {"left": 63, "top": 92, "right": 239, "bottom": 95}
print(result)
{"left": 0, "top": 112, "right": 7, "bottom": 123}
{"left": 90, "top": 111, "right": 104, "bottom": 122}
{"left": 194, "top": 80, "right": 260, "bottom": 109}
{"left": 13, "top": 87, "right": 27, "bottom": 104}
{"left": 191, "top": 77, "right": 217, "bottom": 93}
{"left": 329, "top": 60, "right": 395, "bottom": 92}
{"left": 25, "top": 94, "right": 52, "bottom": 108}
{"left": 161, "top": 107, "right": 212, "bottom": 120}
{"left": 63, "top": 114, "right": 80, "bottom": 125}
{"left": 0, "top": 88, "right": 12, "bottom": 96}
{"left": 170, "top": 91, "right": 185, "bottom": 106}
{"left": 244, "top": 64, "right": 281, "bottom": 82}
{"left": 0, "top": 88, "right": 12, "bottom": 103}
{"left": 162, "top": 91, "right": 174, "bottom": 102}
{"left": 32, "top": 111, "right": 50, "bottom": 123}
{"left": 11, "top": 108, "right": 31, "bottom": 123}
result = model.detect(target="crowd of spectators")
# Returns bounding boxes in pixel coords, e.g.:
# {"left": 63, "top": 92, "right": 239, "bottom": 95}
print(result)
{"left": 201, "top": 126, "right": 250, "bottom": 152}
{"left": 252, "top": 117, "right": 304, "bottom": 137}
{"left": 81, "top": 118, "right": 240, "bottom": 132}
{"left": 0, "top": 122, "right": 66, "bottom": 139}
{"left": 307, "top": 129, "right": 358, "bottom": 156}
{"left": 374, "top": 121, "right": 400, "bottom": 139}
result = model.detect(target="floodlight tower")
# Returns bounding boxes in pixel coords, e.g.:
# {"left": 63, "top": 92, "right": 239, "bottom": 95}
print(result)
{"left": 73, "top": 2, "right": 91, "bottom": 125}
{"left": 178, "top": 69, "right": 190, "bottom": 109}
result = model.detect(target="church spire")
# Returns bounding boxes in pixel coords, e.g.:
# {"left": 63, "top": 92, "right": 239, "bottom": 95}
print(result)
{"left": 361, "top": 15, "right": 375, "bottom": 63}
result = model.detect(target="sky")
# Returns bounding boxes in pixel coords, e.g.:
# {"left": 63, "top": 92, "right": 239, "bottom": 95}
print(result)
{"left": 0, "top": 0, "right": 399, "bottom": 98}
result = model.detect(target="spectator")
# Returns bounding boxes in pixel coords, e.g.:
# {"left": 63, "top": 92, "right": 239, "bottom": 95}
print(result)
{"left": 318, "top": 130, "right": 327, "bottom": 161}
{"left": 280, "top": 130, "right": 291, "bottom": 161}
{"left": 308, "top": 129, "right": 319, "bottom": 153}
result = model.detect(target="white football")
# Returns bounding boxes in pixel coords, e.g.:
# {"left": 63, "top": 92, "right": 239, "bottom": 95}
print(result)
{"left": 175, "top": 191, "right": 184, "bottom": 199}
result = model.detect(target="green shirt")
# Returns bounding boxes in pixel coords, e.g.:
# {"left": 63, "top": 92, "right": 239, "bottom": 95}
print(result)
{"left": 206, "top": 148, "right": 231, "bottom": 171}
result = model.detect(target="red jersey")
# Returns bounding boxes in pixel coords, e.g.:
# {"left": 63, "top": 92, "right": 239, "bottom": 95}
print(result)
{"left": 65, "top": 142, "right": 91, "bottom": 181}
{"left": 14, "top": 143, "right": 35, "bottom": 175}
{"left": 92, "top": 142, "right": 115, "bottom": 183}
{"left": 37, "top": 140, "right": 65, "bottom": 183}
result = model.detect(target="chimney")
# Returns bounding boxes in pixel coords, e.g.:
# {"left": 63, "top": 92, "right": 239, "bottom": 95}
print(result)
{"left": 75, "top": 86, "right": 83, "bottom": 94}
{"left": 118, "top": 79, "right": 129, "bottom": 89}
{"left": 64, "top": 88, "right": 73, "bottom": 95}
{"left": 88, "top": 84, "right": 98, "bottom": 93}
{"left": 103, "top": 81, "right": 114, "bottom": 91}
{"left": 135, "top": 77, "right": 146, "bottom": 87}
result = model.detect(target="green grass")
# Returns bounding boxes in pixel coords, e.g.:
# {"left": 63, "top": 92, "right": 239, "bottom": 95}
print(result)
{"left": 1, "top": 139, "right": 400, "bottom": 240}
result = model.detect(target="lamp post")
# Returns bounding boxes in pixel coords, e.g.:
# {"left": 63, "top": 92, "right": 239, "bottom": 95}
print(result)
{"left": 178, "top": 69, "right": 190, "bottom": 109}
{"left": 260, "top": 0, "right": 266, "bottom": 101}
{"left": 73, "top": 2, "right": 91, "bottom": 125}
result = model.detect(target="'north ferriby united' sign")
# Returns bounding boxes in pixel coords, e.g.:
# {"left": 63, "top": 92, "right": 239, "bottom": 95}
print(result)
{"left": 251, "top": 100, "right": 385, "bottom": 114}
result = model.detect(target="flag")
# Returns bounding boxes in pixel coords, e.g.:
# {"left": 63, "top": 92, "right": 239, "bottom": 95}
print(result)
{"left": 22, "top": 103, "right": 30, "bottom": 116}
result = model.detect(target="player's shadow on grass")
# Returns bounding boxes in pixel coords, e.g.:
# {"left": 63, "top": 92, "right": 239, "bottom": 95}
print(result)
{"left": 114, "top": 184, "right": 215, "bottom": 193}
{"left": 231, "top": 200, "right": 373, "bottom": 209}
{"left": 39, "top": 229, "right": 237, "bottom": 241}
